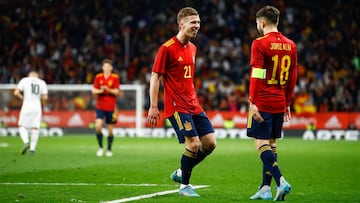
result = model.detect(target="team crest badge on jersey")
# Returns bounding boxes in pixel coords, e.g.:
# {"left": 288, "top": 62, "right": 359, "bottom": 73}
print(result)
{"left": 184, "top": 121, "right": 193, "bottom": 131}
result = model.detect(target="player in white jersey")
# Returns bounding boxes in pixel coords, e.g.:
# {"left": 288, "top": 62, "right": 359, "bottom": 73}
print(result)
{"left": 14, "top": 70, "right": 48, "bottom": 155}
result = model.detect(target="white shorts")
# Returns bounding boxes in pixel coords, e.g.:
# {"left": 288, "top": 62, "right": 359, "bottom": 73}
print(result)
{"left": 18, "top": 111, "right": 41, "bottom": 129}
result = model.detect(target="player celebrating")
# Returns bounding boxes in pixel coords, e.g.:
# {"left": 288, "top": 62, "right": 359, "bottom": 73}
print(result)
{"left": 147, "top": 7, "right": 216, "bottom": 197}
{"left": 247, "top": 5, "right": 298, "bottom": 201}
{"left": 14, "top": 70, "right": 48, "bottom": 155}
{"left": 92, "top": 59, "right": 120, "bottom": 157}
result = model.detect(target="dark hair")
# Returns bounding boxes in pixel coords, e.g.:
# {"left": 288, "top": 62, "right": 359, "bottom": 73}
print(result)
{"left": 256, "top": 5, "right": 280, "bottom": 25}
{"left": 177, "top": 7, "right": 199, "bottom": 24}
{"left": 101, "top": 58, "right": 113, "bottom": 66}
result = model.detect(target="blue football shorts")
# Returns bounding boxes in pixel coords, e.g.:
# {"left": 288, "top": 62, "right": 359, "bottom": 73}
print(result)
{"left": 247, "top": 111, "right": 284, "bottom": 140}
{"left": 168, "top": 111, "right": 215, "bottom": 143}
{"left": 95, "top": 109, "right": 114, "bottom": 124}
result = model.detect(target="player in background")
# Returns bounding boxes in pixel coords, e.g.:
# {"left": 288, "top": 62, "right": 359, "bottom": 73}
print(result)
{"left": 246, "top": 5, "right": 297, "bottom": 201}
{"left": 147, "top": 7, "right": 216, "bottom": 197}
{"left": 92, "top": 59, "right": 120, "bottom": 157}
{"left": 14, "top": 70, "right": 48, "bottom": 155}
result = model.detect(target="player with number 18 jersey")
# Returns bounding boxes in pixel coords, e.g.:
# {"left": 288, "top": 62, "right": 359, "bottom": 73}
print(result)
{"left": 249, "top": 32, "right": 297, "bottom": 113}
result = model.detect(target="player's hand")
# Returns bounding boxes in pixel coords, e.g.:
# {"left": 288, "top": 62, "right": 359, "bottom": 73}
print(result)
{"left": 284, "top": 106, "right": 291, "bottom": 122}
{"left": 101, "top": 85, "right": 109, "bottom": 92}
{"left": 96, "top": 86, "right": 104, "bottom": 93}
{"left": 250, "top": 103, "right": 264, "bottom": 123}
{"left": 147, "top": 106, "right": 160, "bottom": 126}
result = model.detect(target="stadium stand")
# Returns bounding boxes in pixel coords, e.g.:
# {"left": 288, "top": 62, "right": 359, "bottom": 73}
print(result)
{"left": 0, "top": 0, "right": 359, "bottom": 112}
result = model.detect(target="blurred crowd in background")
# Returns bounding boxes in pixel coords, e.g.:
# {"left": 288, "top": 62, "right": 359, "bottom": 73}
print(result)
{"left": 0, "top": 0, "right": 359, "bottom": 113}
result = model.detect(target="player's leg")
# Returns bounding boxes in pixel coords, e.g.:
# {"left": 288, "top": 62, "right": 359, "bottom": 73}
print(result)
{"left": 168, "top": 112, "right": 200, "bottom": 197}
{"left": 176, "top": 136, "right": 202, "bottom": 197}
{"left": 254, "top": 115, "right": 283, "bottom": 187}
{"left": 18, "top": 112, "right": 30, "bottom": 155}
{"left": 271, "top": 114, "right": 291, "bottom": 201}
{"left": 260, "top": 138, "right": 277, "bottom": 190}
{"left": 19, "top": 125, "right": 29, "bottom": 155}
{"left": 182, "top": 136, "right": 200, "bottom": 184}
{"left": 104, "top": 111, "right": 115, "bottom": 157}
{"left": 29, "top": 128, "right": 39, "bottom": 155}
{"left": 194, "top": 112, "right": 216, "bottom": 167}
{"left": 253, "top": 138, "right": 278, "bottom": 200}
{"left": 194, "top": 133, "right": 216, "bottom": 166}
{"left": 95, "top": 109, "right": 105, "bottom": 156}
{"left": 27, "top": 112, "right": 42, "bottom": 155}
{"left": 247, "top": 112, "right": 273, "bottom": 200}
{"left": 256, "top": 139, "right": 282, "bottom": 183}
{"left": 106, "top": 124, "right": 114, "bottom": 157}
{"left": 263, "top": 138, "right": 277, "bottom": 183}
{"left": 270, "top": 138, "right": 278, "bottom": 159}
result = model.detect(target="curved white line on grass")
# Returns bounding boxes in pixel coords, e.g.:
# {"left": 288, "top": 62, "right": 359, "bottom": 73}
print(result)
{"left": 100, "top": 185, "right": 210, "bottom": 203}
{"left": 0, "top": 182, "right": 175, "bottom": 187}
{"left": 0, "top": 143, "right": 9, "bottom": 148}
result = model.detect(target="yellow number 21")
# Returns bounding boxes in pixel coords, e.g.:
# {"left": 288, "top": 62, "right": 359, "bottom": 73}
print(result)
{"left": 184, "top": 65, "right": 192, "bottom": 78}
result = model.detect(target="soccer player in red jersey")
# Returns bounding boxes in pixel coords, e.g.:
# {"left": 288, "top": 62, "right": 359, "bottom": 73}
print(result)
{"left": 247, "top": 5, "right": 297, "bottom": 201}
{"left": 147, "top": 7, "right": 216, "bottom": 197}
{"left": 92, "top": 59, "right": 120, "bottom": 157}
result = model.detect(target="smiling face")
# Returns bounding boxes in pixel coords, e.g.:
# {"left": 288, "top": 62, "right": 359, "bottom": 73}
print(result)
{"left": 176, "top": 7, "right": 200, "bottom": 42}
{"left": 179, "top": 14, "right": 200, "bottom": 39}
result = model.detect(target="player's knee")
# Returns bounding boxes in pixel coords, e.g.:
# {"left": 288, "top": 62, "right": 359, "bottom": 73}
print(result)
{"left": 205, "top": 140, "right": 216, "bottom": 152}
{"left": 202, "top": 136, "right": 217, "bottom": 152}
{"left": 269, "top": 138, "right": 276, "bottom": 146}
{"left": 95, "top": 128, "right": 102, "bottom": 134}
{"left": 186, "top": 142, "right": 200, "bottom": 152}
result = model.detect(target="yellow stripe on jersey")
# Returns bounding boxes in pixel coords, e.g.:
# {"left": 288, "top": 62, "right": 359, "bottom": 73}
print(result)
{"left": 163, "top": 39, "right": 175, "bottom": 47}
{"left": 251, "top": 68, "right": 266, "bottom": 79}
{"left": 111, "top": 73, "right": 119, "bottom": 78}
{"left": 173, "top": 111, "right": 184, "bottom": 130}
{"left": 247, "top": 108, "right": 253, "bottom": 128}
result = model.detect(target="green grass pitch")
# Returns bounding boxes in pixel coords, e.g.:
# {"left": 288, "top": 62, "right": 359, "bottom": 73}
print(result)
{"left": 0, "top": 135, "right": 359, "bottom": 203}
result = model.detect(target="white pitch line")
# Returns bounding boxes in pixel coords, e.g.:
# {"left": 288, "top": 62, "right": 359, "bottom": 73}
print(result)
{"left": 0, "top": 182, "right": 174, "bottom": 187}
{"left": 101, "top": 185, "right": 210, "bottom": 203}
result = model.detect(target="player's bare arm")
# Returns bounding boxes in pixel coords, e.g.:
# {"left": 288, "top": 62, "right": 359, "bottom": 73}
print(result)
{"left": 102, "top": 85, "right": 119, "bottom": 96}
{"left": 250, "top": 102, "right": 264, "bottom": 123}
{"left": 283, "top": 106, "right": 291, "bottom": 122}
{"left": 40, "top": 93, "right": 48, "bottom": 110}
{"left": 92, "top": 87, "right": 104, "bottom": 95}
{"left": 14, "top": 88, "right": 23, "bottom": 100}
{"left": 147, "top": 72, "right": 161, "bottom": 126}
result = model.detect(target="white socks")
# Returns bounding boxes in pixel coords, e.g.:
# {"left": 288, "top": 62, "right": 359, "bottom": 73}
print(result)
{"left": 19, "top": 127, "right": 39, "bottom": 152}
{"left": 19, "top": 126, "right": 29, "bottom": 144}
{"left": 260, "top": 185, "right": 271, "bottom": 191}
{"left": 30, "top": 129, "right": 39, "bottom": 151}
{"left": 180, "top": 184, "right": 194, "bottom": 189}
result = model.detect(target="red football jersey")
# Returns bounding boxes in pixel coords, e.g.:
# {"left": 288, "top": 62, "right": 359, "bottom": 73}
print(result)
{"left": 152, "top": 36, "right": 203, "bottom": 118}
{"left": 249, "top": 32, "right": 298, "bottom": 113}
{"left": 93, "top": 73, "right": 120, "bottom": 111}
